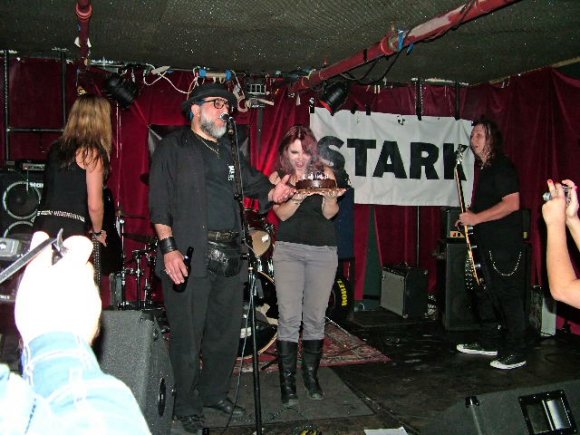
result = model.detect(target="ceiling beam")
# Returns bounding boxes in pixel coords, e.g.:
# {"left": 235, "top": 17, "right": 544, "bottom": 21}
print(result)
{"left": 290, "top": 0, "right": 520, "bottom": 92}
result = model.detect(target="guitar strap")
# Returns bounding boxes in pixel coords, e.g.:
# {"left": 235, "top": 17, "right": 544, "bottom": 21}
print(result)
{"left": 92, "top": 235, "right": 101, "bottom": 289}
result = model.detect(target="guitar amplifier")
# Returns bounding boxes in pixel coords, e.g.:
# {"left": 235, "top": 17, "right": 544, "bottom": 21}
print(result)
{"left": 441, "top": 207, "right": 464, "bottom": 240}
{"left": 381, "top": 265, "right": 428, "bottom": 319}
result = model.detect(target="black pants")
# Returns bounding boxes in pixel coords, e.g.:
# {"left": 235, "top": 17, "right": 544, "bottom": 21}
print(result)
{"left": 162, "top": 269, "right": 243, "bottom": 416}
{"left": 474, "top": 244, "right": 527, "bottom": 355}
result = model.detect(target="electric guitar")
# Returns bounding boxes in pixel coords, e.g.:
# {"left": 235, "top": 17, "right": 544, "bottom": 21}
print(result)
{"left": 454, "top": 146, "right": 486, "bottom": 289}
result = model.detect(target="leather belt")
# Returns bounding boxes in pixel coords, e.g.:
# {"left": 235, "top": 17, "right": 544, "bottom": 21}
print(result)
{"left": 207, "top": 230, "right": 239, "bottom": 243}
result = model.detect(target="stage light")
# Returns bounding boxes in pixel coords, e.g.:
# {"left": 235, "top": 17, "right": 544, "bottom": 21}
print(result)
{"left": 319, "top": 81, "right": 348, "bottom": 115}
{"left": 104, "top": 73, "right": 138, "bottom": 108}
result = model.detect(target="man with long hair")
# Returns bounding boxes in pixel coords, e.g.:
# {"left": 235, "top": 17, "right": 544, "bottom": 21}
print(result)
{"left": 456, "top": 118, "right": 527, "bottom": 370}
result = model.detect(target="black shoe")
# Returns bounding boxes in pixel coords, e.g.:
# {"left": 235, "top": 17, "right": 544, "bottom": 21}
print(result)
{"left": 175, "top": 414, "right": 205, "bottom": 434}
{"left": 456, "top": 342, "right": 498, "bottom": 357}
{"left": 490, "top": 353, "right": 527, "bottom": 370}
{"left": 206, "top": 398, "right": 245, "bottom": 417}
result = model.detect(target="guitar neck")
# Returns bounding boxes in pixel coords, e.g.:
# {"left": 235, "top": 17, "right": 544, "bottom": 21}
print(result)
{"left": 454, "top": 164, "right": 468, "bottom": 213}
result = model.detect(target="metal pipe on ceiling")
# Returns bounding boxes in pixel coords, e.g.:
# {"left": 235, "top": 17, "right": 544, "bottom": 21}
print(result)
{"left": 290, "top": 0, "right": 519, "bottom": 92}
{"left": 76, "top": 0, "right": 93, "bottom": 64}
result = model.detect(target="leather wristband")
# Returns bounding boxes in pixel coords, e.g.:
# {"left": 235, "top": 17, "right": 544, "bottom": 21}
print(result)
{"left": 159, "top": 236, "right": 177, "bottom": 255}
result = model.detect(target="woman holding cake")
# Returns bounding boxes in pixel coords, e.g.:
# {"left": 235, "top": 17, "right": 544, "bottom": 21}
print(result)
{"left": 269, "top": 125, "right": 345, "bottom": 407}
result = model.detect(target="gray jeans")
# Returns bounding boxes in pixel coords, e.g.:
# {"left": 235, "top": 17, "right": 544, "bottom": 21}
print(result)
{"left": 273, "top": 241, "right": 338, "bottom": 342}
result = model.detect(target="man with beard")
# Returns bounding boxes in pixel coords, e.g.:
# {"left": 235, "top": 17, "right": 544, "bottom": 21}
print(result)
{"left": 149, "top": 83, "right": 293, "bottom": 433}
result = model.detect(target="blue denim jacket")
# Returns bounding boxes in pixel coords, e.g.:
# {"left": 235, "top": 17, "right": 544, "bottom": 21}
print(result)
{"left": 0, "top": 332, "right": 151, "bottom": 434}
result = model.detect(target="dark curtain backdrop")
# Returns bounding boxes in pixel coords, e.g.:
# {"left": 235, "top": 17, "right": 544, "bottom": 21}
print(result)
{"left": 1, "top": 58, "right": 579, "bottom": 330}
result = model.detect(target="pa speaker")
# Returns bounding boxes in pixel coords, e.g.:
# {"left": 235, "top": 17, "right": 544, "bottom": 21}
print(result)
{"left": 95, "top": 310, "right": 175, "bottom": 435}
{"left": 439, "top": 242, "right": 480, "bottom": 331}
{"left": 0, "top": 168, "right": 44, "bottom": 238}
{"left": 423, "top": 380, "right": 580, "bottom": 435}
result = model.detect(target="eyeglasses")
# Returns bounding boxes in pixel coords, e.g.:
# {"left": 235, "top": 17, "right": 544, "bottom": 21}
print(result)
{"left": 199, "top": 98, "right": 232, "bottom": 112}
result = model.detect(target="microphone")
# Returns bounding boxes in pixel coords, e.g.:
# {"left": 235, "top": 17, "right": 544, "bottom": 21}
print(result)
{"left": 455, "top": 144, "right": 468, "bottom": 155}
{"left": 220, "top": 113, "right": 234, "bottom": 123}
{"left": 220, "top": 112, "right": 235, "bottom": 136}
{"left": 542, "top": 185, "right": 570, "bottom": 202}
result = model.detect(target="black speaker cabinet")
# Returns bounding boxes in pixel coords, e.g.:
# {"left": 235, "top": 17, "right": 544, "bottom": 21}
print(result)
{"left": 381, "top": 265, "right": 428, "bottom": 319}
{"left": 95, "top": 310, "right": 175, "bottom": 435}
{"left": 0, "top": 169, "right": 44, "bottom": 238}
{"left": 439, "top": 242, "right": 480, "bottom": 331}
{"left": 423, "top": 380, "right": 580, "bottom": 435}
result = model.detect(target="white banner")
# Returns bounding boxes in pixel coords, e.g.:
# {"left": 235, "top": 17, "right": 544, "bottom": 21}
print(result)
{"left": 310, "top": 108, "right": 475, "bottom": 206}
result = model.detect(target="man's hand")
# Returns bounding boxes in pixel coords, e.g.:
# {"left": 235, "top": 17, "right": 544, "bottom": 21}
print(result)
{"left": 163, "top": 250, "right": 187, "bottom": 284}
{"left": 459, "top": 210, "right": 479, "bottom": 226}
{"left": 15, "top": 232, "right": 101, "bottom": 345}
{"left": 270, "top": 174, "right": 296, "bottom": 204}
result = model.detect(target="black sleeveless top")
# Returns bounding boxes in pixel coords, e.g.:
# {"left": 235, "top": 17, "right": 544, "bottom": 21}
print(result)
{"left": 34, "top": 146, "right": 88, "bottom": 238}
{"left": 276, "top": 194, "right": 337, "bottom": 246}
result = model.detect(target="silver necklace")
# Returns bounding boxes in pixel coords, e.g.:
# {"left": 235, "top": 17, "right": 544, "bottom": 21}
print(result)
{"left": 197, "top": 135, "right": 220, "bottom": 158}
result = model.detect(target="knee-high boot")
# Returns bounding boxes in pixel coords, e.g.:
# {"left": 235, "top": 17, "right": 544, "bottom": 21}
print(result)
{"left": 277, "top": 340, "right": 298, "bottom": 407}
{"left": 301, "top": 339, "right": 324, "bottom": 400}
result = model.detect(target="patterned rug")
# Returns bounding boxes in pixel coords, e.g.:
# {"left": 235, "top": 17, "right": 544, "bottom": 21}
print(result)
{"left": 235, "top": 320, "right": 390, "bottom": 374}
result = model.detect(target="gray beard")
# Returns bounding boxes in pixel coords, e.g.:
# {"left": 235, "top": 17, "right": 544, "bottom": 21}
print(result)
{"left": 200, "top": 111, "right": 226, "bottom": 139}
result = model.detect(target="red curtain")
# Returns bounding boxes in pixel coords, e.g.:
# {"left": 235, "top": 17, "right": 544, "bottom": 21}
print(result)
{"left": 2, "top": 58, "right": 580, "bottom": 330}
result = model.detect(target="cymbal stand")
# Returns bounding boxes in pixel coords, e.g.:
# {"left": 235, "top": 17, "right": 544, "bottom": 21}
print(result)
{"left": 141, "top": 245, "right": 157, "bottom": 308}
{"left": 116, "top": 214, "right": 133, "bottom": 310}
{"left": 131, "top": 249, "right": 146, "bottom": 309}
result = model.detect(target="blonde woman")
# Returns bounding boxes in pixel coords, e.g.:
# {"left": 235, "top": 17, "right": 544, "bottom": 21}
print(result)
{"left": 34, "top": 94, "right": 111, "bottom": 246}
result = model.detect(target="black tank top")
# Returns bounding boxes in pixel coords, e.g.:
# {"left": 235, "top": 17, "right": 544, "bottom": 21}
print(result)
{"left": 276, "top": 194, "right": 337, "bottom": 246}
{"left": 34, "top": 147, "right": 88, "bottom": 238}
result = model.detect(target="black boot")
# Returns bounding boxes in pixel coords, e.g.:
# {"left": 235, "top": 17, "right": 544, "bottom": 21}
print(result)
{"left": 277, "top": 340, "right": 298, "bottom": 407}
{"left": 301, "top": 339, "right": 324, "bottom": 400}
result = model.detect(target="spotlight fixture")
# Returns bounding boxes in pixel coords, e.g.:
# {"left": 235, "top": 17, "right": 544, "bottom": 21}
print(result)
{"left": 319, "top": 81, "right": 348, "bottom": 115}
{"left": 103, "top": 73, "right": 138, "bottom": 108}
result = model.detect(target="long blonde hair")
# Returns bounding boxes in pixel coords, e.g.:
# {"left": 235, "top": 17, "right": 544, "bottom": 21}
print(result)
{"left": 55, "top": 94, "right": 112, "bottom": 176}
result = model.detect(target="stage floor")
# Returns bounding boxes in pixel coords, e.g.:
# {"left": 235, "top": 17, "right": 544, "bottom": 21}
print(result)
{"left": 2, "top": 305, "right": 580, "bottom": 434}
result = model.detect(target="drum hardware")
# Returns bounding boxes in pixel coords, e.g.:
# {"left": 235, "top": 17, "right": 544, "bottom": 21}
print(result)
{"left": 122, "top": 232, "right": 156, "bottom": 245}
{"left": 120, "top": 245, "right": 157, "bottom": 309}
{"left": 238, "top": 269, "right": 278, "bottom": 359}
{"left": 244, "top": 209, "right": 273, "bottom": 258}
{"left": 113, "top": 205, "right": 158, "bottom": 309}
{"left": 114, "top": 238, "right": 158, "bottom": 310}
{"left": 115, "top": 207, "right": 146, "bottom": 220}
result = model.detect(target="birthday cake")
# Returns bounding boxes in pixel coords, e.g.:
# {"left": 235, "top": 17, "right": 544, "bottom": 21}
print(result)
{"left": 295, "top": 178, "right": 337, "bottom": 190}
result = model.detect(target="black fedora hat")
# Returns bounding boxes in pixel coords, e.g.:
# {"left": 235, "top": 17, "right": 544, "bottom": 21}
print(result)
{"left": 181, "top": 83, "right": 237, "bottom": 112}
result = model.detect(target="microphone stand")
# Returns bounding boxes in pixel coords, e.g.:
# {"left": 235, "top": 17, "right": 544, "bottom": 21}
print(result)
{"left": 227, "top": 116, "right": 263, "bottom": 435}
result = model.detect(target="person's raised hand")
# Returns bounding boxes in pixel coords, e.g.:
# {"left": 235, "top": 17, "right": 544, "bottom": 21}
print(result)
{"left": 15, "top": 232, "right": 101, "bottom": 345}
{"left": 542, "top": 180, "right": 568, "bottom": 227}
{"left": 561, "top": 179, "right": 579, "bottom": 222}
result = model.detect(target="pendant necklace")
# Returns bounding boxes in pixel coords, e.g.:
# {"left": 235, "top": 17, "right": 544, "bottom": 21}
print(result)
{"left": 197, "top": 134, "right": 220, "bottom": 158}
